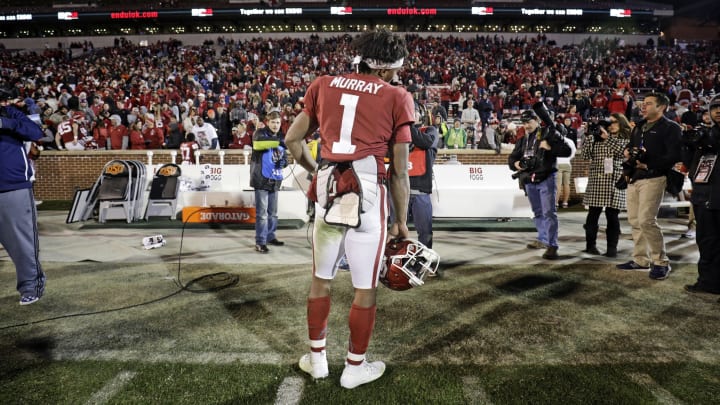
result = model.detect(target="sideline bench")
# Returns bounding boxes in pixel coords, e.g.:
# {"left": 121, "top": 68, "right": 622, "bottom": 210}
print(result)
{"left": 432, "top": 165, "right": 532, "bottom": 218}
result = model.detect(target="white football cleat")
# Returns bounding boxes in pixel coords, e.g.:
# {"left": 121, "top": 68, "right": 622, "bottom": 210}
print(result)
{"left": 299, "top": 353, "right": 329, "bottom": 379}
{"left": 340, "top": 360, "right": 385, "bottom": 389}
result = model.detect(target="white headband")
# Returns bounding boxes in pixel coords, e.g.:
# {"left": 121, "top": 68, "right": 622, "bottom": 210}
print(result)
{"left": 352, "top": 55, "right": 404, "bottom": 70}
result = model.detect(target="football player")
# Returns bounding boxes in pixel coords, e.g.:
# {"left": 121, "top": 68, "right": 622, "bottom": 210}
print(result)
{"left": 285, "top": 29, "right": 413, "bottom": 389}
{"left": 179, "top": 133, "right": 199, "bottom": 165}
{"left": 55, "top": 97, "right": 90, "bottom": 150}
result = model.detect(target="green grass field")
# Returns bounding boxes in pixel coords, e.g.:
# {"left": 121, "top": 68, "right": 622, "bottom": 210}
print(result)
{"left": 1, "top": 260, "right": 719, "bottom": 404}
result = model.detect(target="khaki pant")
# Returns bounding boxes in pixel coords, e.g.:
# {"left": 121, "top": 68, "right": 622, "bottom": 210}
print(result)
{"left": 626, "top": 176, "right": 668, "bottom": 266}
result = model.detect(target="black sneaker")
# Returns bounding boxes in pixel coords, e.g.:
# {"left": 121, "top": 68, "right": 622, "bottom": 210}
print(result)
{"left": 255, "top": 244, "right": 269, "bottom": 253}
{"left": 526, "top": 240, "right": 547, "bottom": 249}
{"left": 268, "top": 239, "right": 284, "bottom": 246}
{"left": 19, "top": 295, "right": 41, "bottom": 305}
{"left": 542, "top": 247, "right": 559, "bottom": 260}
{"left": 616, "top": 261, "right": 650, "bottom": 271}
{"left": 582, "top": 246, "right": 601, "bottom": 255}
{"left": 649, "top": 264, "right": 671, "bottom": 280}
{"left": 337, "top": 256, "right": 350, "bottom": 271}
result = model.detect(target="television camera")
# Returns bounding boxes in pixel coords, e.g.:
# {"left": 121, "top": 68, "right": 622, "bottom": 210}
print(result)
{"left": 587, "top": 111, "right": 612, "bottom": 142}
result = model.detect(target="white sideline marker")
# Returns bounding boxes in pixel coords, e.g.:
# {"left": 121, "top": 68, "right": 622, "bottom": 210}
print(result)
{"left": 53, "top": 349, "right": 282, "bottom": 365}
{"left": 274, "top": 376, "right": 304, "bottom": 405}
{"left": 627, "top": 373, "right": 683, "bottom": 405}
{"left": 85, "top": 371, "right": 137, "bottom": 405}
{"left": 461, "top": 376, "right": 494, "bottom": 405}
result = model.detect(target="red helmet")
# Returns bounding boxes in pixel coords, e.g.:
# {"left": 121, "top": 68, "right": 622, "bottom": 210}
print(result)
{"left": 380, "top": 239, "right": 440, "bottom": 291}
{"left": 83, "top": 139, "right": 98, "bottom": 150}
{"left": 72, "top": 111, "right": 87, "bottom": 124}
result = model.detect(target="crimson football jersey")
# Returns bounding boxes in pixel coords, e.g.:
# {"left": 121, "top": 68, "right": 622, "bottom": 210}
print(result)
{"left": 56, "top": 118, "right": 75, "bottom": 144}
{"left": 180, "top": 141, "right": 199, "bottom": 164}
{"left": 303, "top": 73, "right": 414, "bottom": 174}
{"left": 57, "top": 115, "right": 89, "bottom": 144}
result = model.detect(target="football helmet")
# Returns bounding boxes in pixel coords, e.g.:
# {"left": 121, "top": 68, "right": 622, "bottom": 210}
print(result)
{"left": 72, "top": 111, "right": 87, "bottom": 124}
{"left": 83, "top": 138, "right": 98, "bottom": 150}
{"left": 380, "top": 238, "right": 440, "bottom": 291}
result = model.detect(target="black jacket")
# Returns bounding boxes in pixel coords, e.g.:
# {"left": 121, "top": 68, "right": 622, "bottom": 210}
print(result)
{"left": 683, "top": 124, "right": 720, "bottom": 209}
{"left": 626, "top": 116, "right": 683, "bottom": 180}
{"left": 508, "top": 126, "right": 572, "bottom": 184}
{"left": 409, "top": 125, "right": 438, "bottom": 194}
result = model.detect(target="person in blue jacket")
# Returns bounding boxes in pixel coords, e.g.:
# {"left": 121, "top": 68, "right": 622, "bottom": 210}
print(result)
{"left": 0, "top": 94, "right": 46, "bottom": 305}
{"left": 250, "top": 111, "right": 287, "bottom": 253}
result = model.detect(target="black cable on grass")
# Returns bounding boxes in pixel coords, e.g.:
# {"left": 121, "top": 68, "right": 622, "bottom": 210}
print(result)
{"left": 173, "top": 207, "right": 240, "bottom": 293}
{"left": 0, "top": 207, "right": 239, "bottom": 330}
{"left": 0, "top": 290, "right": 184, "bottom": 330}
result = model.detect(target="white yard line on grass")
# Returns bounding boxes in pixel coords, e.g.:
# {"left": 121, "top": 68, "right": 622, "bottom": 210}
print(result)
{"left": 274, "top": 377, "right": 304, "bottom": 405}
{"left": 53, "top": 349, "right": 282, "bottom": 365}
{"left": 52, "top": 348, "right": 720, "bottom": 367}
{"left": 85, "top": 371, "right": 137, "bottom": 405}
{"left": 626, "top": 372, "right": 684, "bottom": 405}
{"left": 461, "top": 376, "right": 494, "bottom": 405}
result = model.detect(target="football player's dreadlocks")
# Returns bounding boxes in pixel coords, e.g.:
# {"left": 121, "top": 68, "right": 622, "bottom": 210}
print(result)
{"left": 351, "top": 29, "right": 409, "bottom": 74}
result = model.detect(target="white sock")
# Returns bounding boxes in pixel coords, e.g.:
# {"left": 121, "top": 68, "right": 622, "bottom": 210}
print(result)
{"left": 311, "top": 350, "right": 326, "bottom": 364}
{"left": 346, "top": 351, "right": 365, "bottom": 366}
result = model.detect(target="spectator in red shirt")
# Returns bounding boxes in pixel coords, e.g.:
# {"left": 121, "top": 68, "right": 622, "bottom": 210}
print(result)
{"left": 143, "top": 117, "right": 165, "bottom": 149}
{"left": 129, "top": 121, "right": 145, "bottom": 150}
{"left": 227, "top": 123, "right": 252, "bottom": 149}
{"left": 607, "top": 91, "right": 628, "bottom": 115}
{"left": 93, "top": 119, "right": 109, "bottom": 149}
{"left": 565, "top": 104, "right": 583, "bottom": 130}
{"left": 280, "top": 103, "right": 295, "bottom": 135}
{"left": 107, "top": 115, "right": 128, "bottom": 150}
{"left": 592, "top": 90, "right": 609, "bottom": 112}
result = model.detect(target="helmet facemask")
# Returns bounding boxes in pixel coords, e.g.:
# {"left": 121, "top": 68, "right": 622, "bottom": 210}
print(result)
{"left": 381, "top": 239, "right": 440, "bottom": 290}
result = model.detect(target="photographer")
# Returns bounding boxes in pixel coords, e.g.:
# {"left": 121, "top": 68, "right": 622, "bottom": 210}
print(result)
{"left": 681, "top": 96, "right": 720, "bottom": 297}
{"left": 508, "top": 104, "right": 572, "bottom": 260}
{"left": 581, "top": 112, "right": 631, "bottom": 257}
{"left": 616, "top": 93, "right": 682, "bottom": 280}
{"left": 0, "top": 94, "right": 47, "bottom": 305}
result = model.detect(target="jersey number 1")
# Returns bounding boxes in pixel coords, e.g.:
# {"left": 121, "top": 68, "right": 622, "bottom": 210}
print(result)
{"left": 332, "top": 93, "right": 358, "bottom": 154}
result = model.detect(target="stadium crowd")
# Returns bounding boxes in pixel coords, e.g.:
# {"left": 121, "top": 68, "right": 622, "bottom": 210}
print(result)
{"left": 1, "top": 34, "right": 719, "bottom": 152}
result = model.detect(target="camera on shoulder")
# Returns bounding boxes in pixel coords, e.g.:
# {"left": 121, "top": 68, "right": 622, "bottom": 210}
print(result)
{"left": 683, "top": 125, "right": 716, "bottom": 152}
{"left": 588, "top": 112, "right": 611, "bottom": 142}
